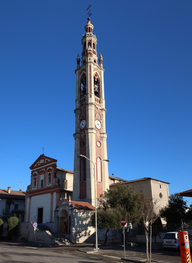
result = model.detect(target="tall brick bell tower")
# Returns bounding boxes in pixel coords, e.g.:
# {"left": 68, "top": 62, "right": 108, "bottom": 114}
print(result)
{"left": 73, "top": 17, "right": 109, "bottom": 206}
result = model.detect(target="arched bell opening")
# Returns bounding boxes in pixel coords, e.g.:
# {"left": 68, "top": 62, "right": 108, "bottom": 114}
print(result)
{"left": 94, "top": 73, "right": 100, "bottom": 98}
{"left": 80, "top": 74, "right": 86, "bottom": 98}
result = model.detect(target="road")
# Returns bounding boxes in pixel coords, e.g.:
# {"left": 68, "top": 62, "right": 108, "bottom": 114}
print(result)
{"left": 0, "top": 242, "right": 182, "bottom": 263}
{"left": 0, "top": 244, "right": 103, "bottom": 263}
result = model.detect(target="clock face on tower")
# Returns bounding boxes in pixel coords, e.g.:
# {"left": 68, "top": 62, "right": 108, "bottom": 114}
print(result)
{"left": 80, "top": 120, "right": 86, "bottom": 129}
{"left": 95, "top": 120, "right": 101, "bottom": 129}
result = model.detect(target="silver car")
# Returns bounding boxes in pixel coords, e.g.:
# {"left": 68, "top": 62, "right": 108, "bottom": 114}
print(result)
{"left": 162, "top": 232, "right": 179, "bottom": 250}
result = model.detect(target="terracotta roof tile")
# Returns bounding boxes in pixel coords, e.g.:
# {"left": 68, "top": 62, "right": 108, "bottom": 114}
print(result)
{"left": 63, "top": 198, "right": 94, "bottom": 210}
{"left": 178, "top": 189, "right": 192, "bottom": 197}
{"left": 0, "top": 189, "right": 26, "bottom": 196}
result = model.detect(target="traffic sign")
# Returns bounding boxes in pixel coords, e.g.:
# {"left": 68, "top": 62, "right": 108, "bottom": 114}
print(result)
{"left": 121, "top": 217, "right": 126, "bottom": 227}
{"left": 33, "top": 222, "right": 38, "bottom": 228}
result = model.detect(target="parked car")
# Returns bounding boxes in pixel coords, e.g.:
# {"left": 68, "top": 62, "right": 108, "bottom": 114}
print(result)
{"left": 162, "top": 232, "right": 179, "bottom": 250}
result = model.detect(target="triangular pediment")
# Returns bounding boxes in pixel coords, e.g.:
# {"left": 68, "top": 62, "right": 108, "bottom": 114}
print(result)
{"left": 30, "top": 154, "right": 57, "bottom": 170}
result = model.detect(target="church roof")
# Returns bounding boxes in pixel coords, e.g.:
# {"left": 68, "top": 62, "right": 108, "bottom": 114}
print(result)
{"left": 57, "top": 168, "right": 73, "bottom": 174}
{"left": 110, "top": 177, "right": 169, "bottom": 186}
{"left": 30, "top": 154, "right": 57, "bottom": 170}
{"left": 63, "top": 199, "right": 94, "bottom": 210}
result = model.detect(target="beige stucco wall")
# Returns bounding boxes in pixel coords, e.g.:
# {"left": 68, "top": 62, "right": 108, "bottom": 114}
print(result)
{"left": 30, "top": 193, "right": 51, "bottom": 223}
{"left": 150, "top": 180, "right": 169, "bottom": 213}
{"left": 110, "top": 179, "right": 169, "bottom": 214}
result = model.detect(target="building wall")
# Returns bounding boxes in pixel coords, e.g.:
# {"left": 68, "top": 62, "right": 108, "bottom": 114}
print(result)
{"left": 0, "top": 197, "right": 25, "bottom": 217}
{"left": 110, "top": 179, "right": 170, "bottom": 214}
{"left": 30, "top": 193, "right": 51, "bottom": 223}
{"left": 151, "top": 180, "right": 169, "bottom": 212}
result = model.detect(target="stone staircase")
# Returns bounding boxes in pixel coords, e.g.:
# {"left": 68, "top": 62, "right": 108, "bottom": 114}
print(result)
{"left": 53, "top": 234, "right": 71, "bottom": 246}
{"left": 35, "top": 224, "right": 71, "bottom": 246}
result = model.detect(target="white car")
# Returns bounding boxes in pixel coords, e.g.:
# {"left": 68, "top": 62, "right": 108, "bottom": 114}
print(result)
{"left": 162, "top": 232, "right": 179, "bottom": 250}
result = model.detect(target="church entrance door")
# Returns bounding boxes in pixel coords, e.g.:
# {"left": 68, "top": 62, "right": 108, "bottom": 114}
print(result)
{"left": 37, "top": 208, "right": 43, "bottom": 224}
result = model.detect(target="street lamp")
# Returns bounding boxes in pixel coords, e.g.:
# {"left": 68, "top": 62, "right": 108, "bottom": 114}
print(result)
{"left": 79, "top": 154, "right": 110, "bottom": 252}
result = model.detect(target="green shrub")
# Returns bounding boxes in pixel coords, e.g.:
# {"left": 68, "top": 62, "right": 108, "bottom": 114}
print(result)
{"left": 0, "top": 218, "right": 3, "bottom": 237}
{"left": 7, "top": 217, "right": 19, "bottom": 238}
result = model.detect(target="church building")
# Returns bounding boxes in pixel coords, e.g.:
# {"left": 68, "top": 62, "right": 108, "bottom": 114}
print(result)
{"left": 24, "top": 17, "right": 109, "bottom": 242}
{"left": 23, "top": 16, "right": 170, "bottom": 244}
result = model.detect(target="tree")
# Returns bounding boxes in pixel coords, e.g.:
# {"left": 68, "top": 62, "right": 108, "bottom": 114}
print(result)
{"left": 160, "top": 194, "right": 187, "bottom": 225}
{"left": 91, "top": 208, "right": 122, "bottom": 245}
{"left": 93, "top": 183, "right": 141, "bottom": 245}
{"left": 137, "top": 192, "right": 160, "bottom": 262}
{"left": 185, "top": 204, "right": 192, "bottom": 222}
{"left": 101, "top": 183, "right": 141, "bottom": 226}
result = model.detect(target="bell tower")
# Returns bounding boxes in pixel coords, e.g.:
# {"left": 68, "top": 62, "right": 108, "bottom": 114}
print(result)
{"left": 73, "top": 17, "right": 109, "bottom": 206}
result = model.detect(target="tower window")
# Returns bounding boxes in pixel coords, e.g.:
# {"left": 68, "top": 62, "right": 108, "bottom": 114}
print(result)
{"left": 80, "top": 74, "right": 86, "bottom": 98}
{"left": 93, "top": 43, "right": 95, "bottom": 49}
{"left": 88, "top": 41, "right": 91, "bottom": 48}
{"left": 94, "top": 75, "right": 100, "bottom": 97}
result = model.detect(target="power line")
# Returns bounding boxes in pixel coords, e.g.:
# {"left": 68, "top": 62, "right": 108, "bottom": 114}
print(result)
{"left": 0, "top": 150, "right": 33, "bottom": 161}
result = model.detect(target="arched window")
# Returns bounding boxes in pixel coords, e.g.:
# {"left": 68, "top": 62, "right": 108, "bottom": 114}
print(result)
{"left": 97, "top": 157, "right": 101, "bottom": 182}
{"left": 80, "top": 158, "right": 85, "bottom": 182}
{"left": 80, "top": 74, "right": 86, "bottom": 98}
{"left": 93, "top": 43, "right": 95, "bottom": 49}
{"left": 88, "top": 41, "right": 91, "bottom": 48}
{"left": 94, "top": 74, "right": 100, "bottom": 97}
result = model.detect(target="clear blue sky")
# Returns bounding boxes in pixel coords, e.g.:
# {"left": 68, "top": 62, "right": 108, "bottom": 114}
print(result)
{"left": 0, "top": 1, "right": 192, "bottom": 204}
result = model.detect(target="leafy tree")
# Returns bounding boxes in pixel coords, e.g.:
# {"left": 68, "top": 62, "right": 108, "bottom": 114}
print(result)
{"left": 160, "top": 194, "right": 187, "bottom": 224}
{"left": 137, "top": 192, "right": 160, "bottom": 262}
{"left": 101, "top": 183, "right": 141, "bottom": 226}
{"left": 91, "top": 208, "right": 122, "bottom": 244}
{"left": 185, "top": 204, "right": 192, "bottom": 222}
{"left": 92, "top": 183, "right": 141, "bottom": 245}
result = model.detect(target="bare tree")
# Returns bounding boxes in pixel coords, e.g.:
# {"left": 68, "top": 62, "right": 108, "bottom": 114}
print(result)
{"left": 138, "top": 192, "right": 160, "bottom": 262}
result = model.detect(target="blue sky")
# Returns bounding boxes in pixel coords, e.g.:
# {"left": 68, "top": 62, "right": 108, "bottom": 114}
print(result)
{"left": 0, "top": 1, "right": 192, "bottom": 204}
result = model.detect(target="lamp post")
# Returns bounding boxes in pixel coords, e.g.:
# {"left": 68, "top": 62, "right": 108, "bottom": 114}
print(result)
{"left": 79, "top": 154, "right": 110, "bottom": 252}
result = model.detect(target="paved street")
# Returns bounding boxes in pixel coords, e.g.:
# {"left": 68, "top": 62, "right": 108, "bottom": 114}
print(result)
{"left": 0, "top": 243, "right": 103, "bottom": 263}
{"left": 0, "top": 242, "right": 182, "bottom": 263}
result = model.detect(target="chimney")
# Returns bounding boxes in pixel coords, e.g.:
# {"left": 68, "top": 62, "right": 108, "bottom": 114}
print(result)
{"left": 8, "top": 186, "right": 11, "bottom": 194}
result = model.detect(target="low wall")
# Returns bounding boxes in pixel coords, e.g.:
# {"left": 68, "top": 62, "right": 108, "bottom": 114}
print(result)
{"left": 19, "top": 222, "right": 54, "bottom": 245}
{"left": 19, "top": 222, "right": 35, "bottom": 242}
